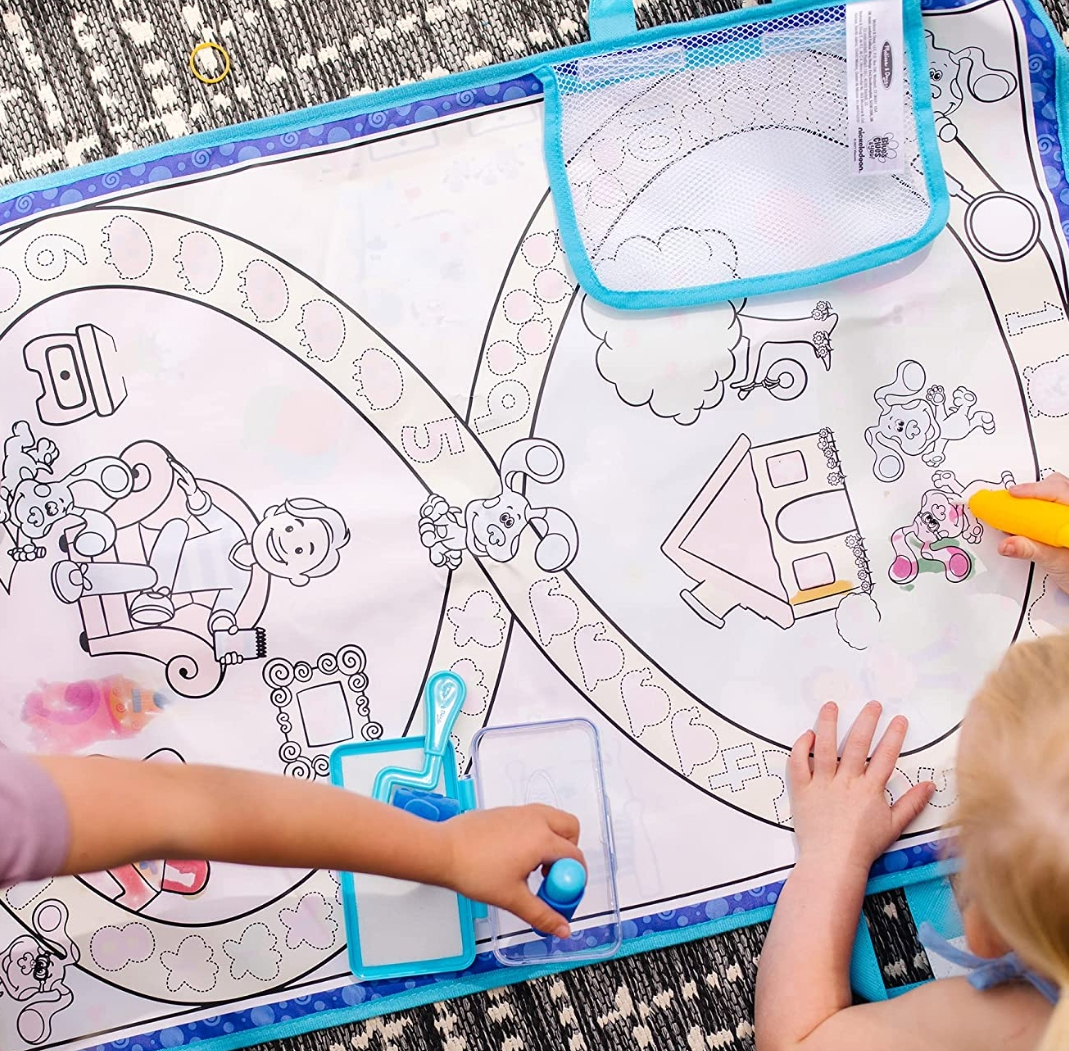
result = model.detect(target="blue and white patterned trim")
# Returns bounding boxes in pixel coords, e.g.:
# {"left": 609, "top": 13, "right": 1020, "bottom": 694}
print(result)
{"left": 0, "top": 77, "right": 544, "bottom": 226}
{"left": 0, "top": 0, "right": 1064, "bottom": 235}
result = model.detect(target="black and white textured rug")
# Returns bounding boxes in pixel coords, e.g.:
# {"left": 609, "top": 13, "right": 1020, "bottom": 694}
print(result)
{"left": 0, "top": 0, "right": 745, "bottom": 185}
{"left": 6, "top": 0, "right": 1062, "bottom": 187}
{"left": 250, "top": 889, "right": 934, "bottom": 1051}
{"left": 0, "top": 1, "right": 1058, "bottom": 1048}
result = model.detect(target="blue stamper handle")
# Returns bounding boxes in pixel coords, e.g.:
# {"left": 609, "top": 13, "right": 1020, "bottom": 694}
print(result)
{"left": 372, "top": 671, "right": 467, "bottom": 803}
{"left": 425, "top": 670, "right": 466, "bottom": 758}
{"left": 536, "top": 858, "right": 587, "bottom": 928}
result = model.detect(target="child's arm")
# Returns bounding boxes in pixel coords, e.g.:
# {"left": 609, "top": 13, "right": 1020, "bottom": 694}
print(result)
{"left": 758, "top": 965, "right": 1050, "bottom": 1051}
{"left": 754, "top": 701, "right": 934, "bottom": 1050}
{"left": 755, "top": 706, "right": 1047, "bottom": 1051}
{"left": 35, "top": 754, "right": 582, "bottom": 939}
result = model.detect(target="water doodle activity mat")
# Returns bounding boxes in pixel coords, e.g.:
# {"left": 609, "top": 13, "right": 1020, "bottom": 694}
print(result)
{"left": 0, "top": 0, "right": 1067, "bottom": 1044}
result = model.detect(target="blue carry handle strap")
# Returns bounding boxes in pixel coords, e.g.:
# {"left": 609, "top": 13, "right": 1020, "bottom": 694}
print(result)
{"left": 588, "top": 0, "right": 637, "bottom": 42}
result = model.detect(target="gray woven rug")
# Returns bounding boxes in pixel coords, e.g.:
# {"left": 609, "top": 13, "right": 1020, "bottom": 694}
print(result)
{"left": 0, "top": 0, "right": 748, "bottom": 184}
{"left": 2, "top": 0, "right": 1064, "bottom": 1048}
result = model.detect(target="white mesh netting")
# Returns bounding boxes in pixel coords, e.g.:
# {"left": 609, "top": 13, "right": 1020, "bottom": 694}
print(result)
{"left": 549, "top": 6, "right": 935, "bottom": 296}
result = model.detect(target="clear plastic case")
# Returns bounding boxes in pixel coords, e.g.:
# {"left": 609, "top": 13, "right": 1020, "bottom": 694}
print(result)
{"left": 471, "top": 718, "right": 621, "bottom": 966}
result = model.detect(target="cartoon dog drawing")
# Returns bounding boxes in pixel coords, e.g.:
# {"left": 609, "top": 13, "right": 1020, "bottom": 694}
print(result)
{"left": 889, "top": 469, "right": 1014, "bottom": 585}
{"left": 865, "top": 361, "right": 995, "bottom": 482}
{"left": 926, "top": 31, "right": 1018, "bottom": 141}
{"left": 418, "top": 438, "right": 579, "bottom": 572}
{"left": 0, "top": 421, "right": 58, "bottom": 498}
{"left": 0, "top": 421, "right": 135, "bottom": 563}
{"left": 0, "top": 900, "right": 79, "bottom": 1045}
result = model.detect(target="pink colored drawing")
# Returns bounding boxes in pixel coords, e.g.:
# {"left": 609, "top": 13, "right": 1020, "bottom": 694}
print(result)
{"left": 574, "top": 622, "right": 625, "bottom": 691}
{"left": 238, "top": 259, "right": 289, "bottom": 323}
{"left": 521, "top": 231, "right": 557, "bottom": 269}
{"left": 528, "top": 577, "right": 579, "bottom": 646}
{"left": 621, "top": 668, "right": 671, "bottom": 737}
{"left": 174, "top": 231, "right": 224, "bottom": 295}
{"left": 0, "top": 266, "right": 20, "bottom": 312}
{"left": 888, "top": 469, "right": 1013, "bottom": 586}
{"left": 101, "top": 215, "right": 153, "bottom": 281}
{"left": 296, "top": 299, "right": 346, "bottom": 363}
{"left": 22, "top": 676, "right": 168, "bottom": 751}
{"left": 671, "top": 707, "right": 720, "bottom": 776}
{"left": 352, "top": 347, "right": 404, "bottom": 410}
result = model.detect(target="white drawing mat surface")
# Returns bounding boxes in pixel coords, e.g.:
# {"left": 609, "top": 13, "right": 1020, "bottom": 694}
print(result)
{"left": 0, "top": 0, "right": 1066, "bottom": 1046}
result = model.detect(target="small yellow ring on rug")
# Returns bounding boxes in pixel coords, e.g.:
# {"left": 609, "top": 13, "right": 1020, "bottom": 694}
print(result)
{"left": 189, "top": 41, "right": 231, "bottom": 85}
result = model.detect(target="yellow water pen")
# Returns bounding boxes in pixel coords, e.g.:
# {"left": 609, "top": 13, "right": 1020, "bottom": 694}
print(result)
{"left": 967, "top": 489, "right": 1069, "bottom": 549}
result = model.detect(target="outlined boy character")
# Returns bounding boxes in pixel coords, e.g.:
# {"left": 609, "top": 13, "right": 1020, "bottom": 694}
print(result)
{"left": 50, "top": 458, "right": 349, "bottom": 665}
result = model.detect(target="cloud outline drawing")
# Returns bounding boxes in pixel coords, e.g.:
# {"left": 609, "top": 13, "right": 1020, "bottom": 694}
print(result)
{"left": 223, "top": 922, "right": 282, "bottom": 982}
{"left": 584, "top": 291, "right": 743, "bottom": 425}
{"left": 596, "top": 226, "right": 738, "bottom": 292}
{"left": 160, "top": 935, "right": 219, "bottom": 994}
{"left": 447, "top": 590, "right": 506, "bottom": 648}
{"left": 279, "top": 892, "right": 339, "bottom": 951}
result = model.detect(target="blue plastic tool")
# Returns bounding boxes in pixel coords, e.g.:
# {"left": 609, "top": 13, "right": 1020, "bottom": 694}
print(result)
{"left": 535, "top": 858, "right": 587, "bottom": 932}
{"left": 372, "top": 670, "right": 466, "bottom": 804}
{"left": 392, "top": 787, "right": 462, "bottom": 822}
{"left": 332, "top": 715, "right": 620, "bottom": 978}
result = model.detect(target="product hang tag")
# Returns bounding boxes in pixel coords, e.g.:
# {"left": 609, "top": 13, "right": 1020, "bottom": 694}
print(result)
{"left": 847, "top": 0, "right": 905, "bottom": 175}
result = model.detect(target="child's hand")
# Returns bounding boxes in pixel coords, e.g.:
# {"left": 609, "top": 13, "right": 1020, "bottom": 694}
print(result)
{"left": 789, "top": 702, "right": 935, "bottom": 874}
{"left": 439, "top": 804, "right": 584, "bottom": 939}
{"left": 1000, "top": 474, "right": 1069, "bottom": 594}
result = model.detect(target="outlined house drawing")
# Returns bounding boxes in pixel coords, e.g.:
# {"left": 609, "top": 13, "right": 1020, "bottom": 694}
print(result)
{"left": 662, "top": 429, "right": 873, "bottom": 628}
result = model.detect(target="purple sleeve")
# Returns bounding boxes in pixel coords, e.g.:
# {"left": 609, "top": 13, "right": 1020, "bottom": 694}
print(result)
{"left": 0, "top": 752, "right": 70, "bottom": 889}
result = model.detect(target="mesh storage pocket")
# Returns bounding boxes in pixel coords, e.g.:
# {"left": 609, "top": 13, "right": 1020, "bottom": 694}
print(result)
{"left": 540, "top": 1, "right": 947, "bottom": 308}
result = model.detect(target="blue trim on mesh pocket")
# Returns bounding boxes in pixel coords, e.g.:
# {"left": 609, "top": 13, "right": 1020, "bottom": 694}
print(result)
{"left": 540, "top": 0, "right": 950, "bottom": 310}
{"left": 588, "top": 0, "right": 639, "bottom": 42}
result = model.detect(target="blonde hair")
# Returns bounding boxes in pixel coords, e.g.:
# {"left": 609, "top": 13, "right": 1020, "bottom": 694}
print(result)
{"left": 957, "top": 634, "right": 1069, "bottom": 1050}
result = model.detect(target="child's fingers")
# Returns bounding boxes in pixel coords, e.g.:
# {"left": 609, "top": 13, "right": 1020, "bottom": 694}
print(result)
{"left": 1010, "top": 473, "right": 1069, "bottom": 505}
{"left": 540, "top": 806, "right": 580, "bottom": 845}
{"left": 997, "top": 535, "right": 1069, "bottom": 579}
{"left": 508, "top": 886, "right": 572, "bottom": 940}
{"left": 788, "top": 730, "right": 814, "bottom": 789}
{"left": 866, "top": 714, "right": 909, "bottom": 783}
{"left": 840, "top": 701, "right": 882, "bottom": 777}
{"left": 999, "top": 535, "right": 1044, "bottom": 562}
{"left": 813, "top": 702, "right": 839, "bottom": 779}
{"left": 544, "top": 836, "right": 585, "bottom": 872}
{"left": 889, "top": 781, "right": 936, "bottom": 839}
{"left": 538, "top": 834, "right": 586, "bottom": 879}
